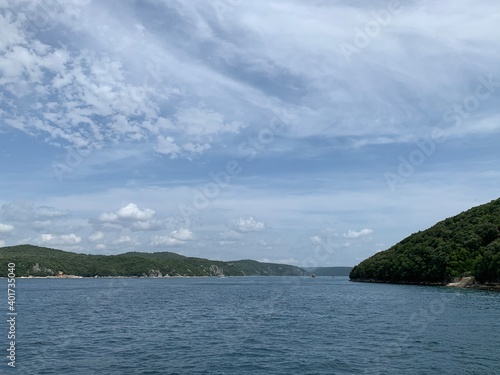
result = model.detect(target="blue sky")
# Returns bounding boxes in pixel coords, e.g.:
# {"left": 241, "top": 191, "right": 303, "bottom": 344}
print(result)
{"left": 1, "top": 0, "right": 500, "bottom": 267}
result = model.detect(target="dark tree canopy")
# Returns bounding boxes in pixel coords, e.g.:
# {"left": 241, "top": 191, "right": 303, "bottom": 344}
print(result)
{"left": 0, "top": 245, "right": 308, "bottom": 277}
{"left": 350, "top": 198, "right": 500, "bottom": 284}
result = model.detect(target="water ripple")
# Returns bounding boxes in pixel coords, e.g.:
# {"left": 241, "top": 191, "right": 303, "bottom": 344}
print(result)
{"left": 3, "top": 277, "right": 499, "bottom": 374}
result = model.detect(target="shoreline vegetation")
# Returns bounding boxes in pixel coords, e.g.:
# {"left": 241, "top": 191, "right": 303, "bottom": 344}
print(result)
{"left": 0, "top": 244, "right": 352, "bottom": 278}
{"left": 349, "top": 198, "right": 500, "bottom": 290}
{"left": 3, "top": 274, "right": 350, "bottom": 279}
{"left": 0, "top": 244, "right": 308, "bottom": 278}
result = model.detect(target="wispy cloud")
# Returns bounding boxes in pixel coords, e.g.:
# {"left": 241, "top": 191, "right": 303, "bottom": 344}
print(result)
{"left": 151, "top": 228, "right": 193, "bottom": 247}
{"left": 231, "top": 216, "right": 266, "bottom": 233}
{"left": 0, "top": 223, "right": 14, "bottom": 233}
{"left": 344, "top": 228, "right": 374, "bottom": 239}
{"left": 1, "top": 0, "right": 499, "bottom": 264}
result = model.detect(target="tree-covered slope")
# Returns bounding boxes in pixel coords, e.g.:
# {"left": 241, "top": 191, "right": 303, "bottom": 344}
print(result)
{"left": 0, "top": 245, "right": 308, "bottom": 277}
{"left": 350, "top": 198, "right": 500, "bottom": 284}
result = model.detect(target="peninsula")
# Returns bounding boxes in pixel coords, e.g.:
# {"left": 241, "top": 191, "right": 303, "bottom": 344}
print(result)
{"left": 349, "top": 198, "right": 500, "bottom": 289}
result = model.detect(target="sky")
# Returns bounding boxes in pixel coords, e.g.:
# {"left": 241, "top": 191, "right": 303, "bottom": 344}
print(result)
{"left": 0, "top": 0, "right": 499, "bottom": 267}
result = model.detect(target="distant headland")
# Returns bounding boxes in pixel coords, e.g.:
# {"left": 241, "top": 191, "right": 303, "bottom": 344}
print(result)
{"left": 0, "top": 244, "right": 312, "bottom": 278}
{"left": 350, "top": 198, "right": 500, "bottom": 290}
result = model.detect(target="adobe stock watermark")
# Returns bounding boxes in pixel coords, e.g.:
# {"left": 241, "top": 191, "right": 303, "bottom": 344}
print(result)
{"left": 175, "top": 113, "right": 289, "bottom": 228}
{"left": 223, "top": 231, "right": 338, "bottom": 353}
{"left": 339, "top": 0, "right": 425, "bottom": 62}
{"left": 214, "top": 0, "right": 242, "bottom": 23}
{"left": 22, "top": 0, "right": 64, "bottom": 35}
{"left": 50, "top": 61, "right": 160, "bottom": 182}
{"left": 301, "top": 234, "right": 338, "bottom": 270}
{"left": 385, "top": 74, "right": 500, "bottom": 192}
{"left": 6, "top": 263, "right": 17, "bottom": 368}
{"left": 372, "top": 290, "right": 458, "bottom": 373}
{"left": 52, "top": 140, "right": 100, "bottom": 182}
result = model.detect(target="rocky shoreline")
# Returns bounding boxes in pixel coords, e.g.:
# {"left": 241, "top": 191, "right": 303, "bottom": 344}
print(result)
{"left": 446, "top": 276, "right": 500, "bottom": 291}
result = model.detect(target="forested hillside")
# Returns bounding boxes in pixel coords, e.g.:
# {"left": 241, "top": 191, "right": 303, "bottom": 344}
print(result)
{"left": 350, "top": 198, "right": 500, "bottom": 284}
{"left": 0, "top": 245, "right": 308, "bottom": 277}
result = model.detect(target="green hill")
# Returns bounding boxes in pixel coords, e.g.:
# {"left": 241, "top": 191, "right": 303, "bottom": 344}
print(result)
{"left": 350, "top": 198, "right": 500, "bottom": 285}
{"left": 0, "top": 245, "right": 308, "bottom": 277}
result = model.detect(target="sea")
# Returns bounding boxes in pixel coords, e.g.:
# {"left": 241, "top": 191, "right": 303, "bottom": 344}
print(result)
{"left": 2, "top": 276, "right": 499, "bottom": 374}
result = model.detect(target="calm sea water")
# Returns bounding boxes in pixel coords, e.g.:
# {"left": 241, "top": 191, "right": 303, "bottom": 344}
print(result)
{"left": 2, "top": 277, "right": 499, "bottom": 374}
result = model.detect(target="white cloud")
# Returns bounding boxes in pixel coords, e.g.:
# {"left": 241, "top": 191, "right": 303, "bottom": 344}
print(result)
{"left": 0, "top": 240, "right": 5, "bottom": 247}
{"left": 231, "top": 217, "right": 265, "bottom": 233}
{"left": 169, "top": 228, "right": 193, "bottom": 241}
{"left": 99, "top": 213, "right": 118, "bottom": 222}
{"left": 150, "top": 235, "right": 185, "bottom": 247}
{"left": 343, "top": 228, "right": 374, "bottom": 239}
{"left": 40, "top": 234, "right": 53, "bottom": 242}
{"left": 0, "top": 6, "right": 166, "bottom": 150}
{"left": 310, "top": 229, "right": 338, "bottom": 246}
{"left": 156, "top": 136, "right": 181, "bottom": 157}
{"left": 117, "top": 203, "right": 155, "bottom": 220}
{"left": 40, "top": 233, "right": 82, "bottom": 245}
{"left": 131, "top": 220, "right": 164, "bottom": 231}
{"left": 175, "top": 107, "right": 247, "bottom": 138}
{"left": 155, "top": 136, "right": 211, "bottom": 158}
{"left": 94, "top": 203, "right": 167, "bottom": 235}
{"left": 59, "top": 234, "right": 82, "bottom": 244}
{"left": 0, "top": 223, "right": 14, "bottom": 233}
{"left": 89, "top": 231, "right": 105, "bottom": 242}
{"left": 99, "top": 204, "right": 156, "bottom": 226}
{"left": 114, "top": 236, "right": 133, "bottom": 244}
{"left": 150, "top": 228, "right": 193, "bottom": 247}
{"left": 2, "top": 202, "right": 70, "bottom": 222}
{"left": 310, "top": 235, "right": 322, "bottom": 245}
{"left": 1, "top": 0, "right": 499, "bottom": 163}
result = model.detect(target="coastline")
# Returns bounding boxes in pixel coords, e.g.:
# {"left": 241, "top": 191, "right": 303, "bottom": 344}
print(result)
{"left": 1, "top": 274, "right": 310, "bottom": 279}
{"left": 4, "top": 275, "right": 219, "bottom": 279}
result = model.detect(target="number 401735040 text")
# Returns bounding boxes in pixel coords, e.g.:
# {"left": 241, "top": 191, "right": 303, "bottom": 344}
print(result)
{"left": 7, "top": 263, "right": 16, "bottom": 368}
